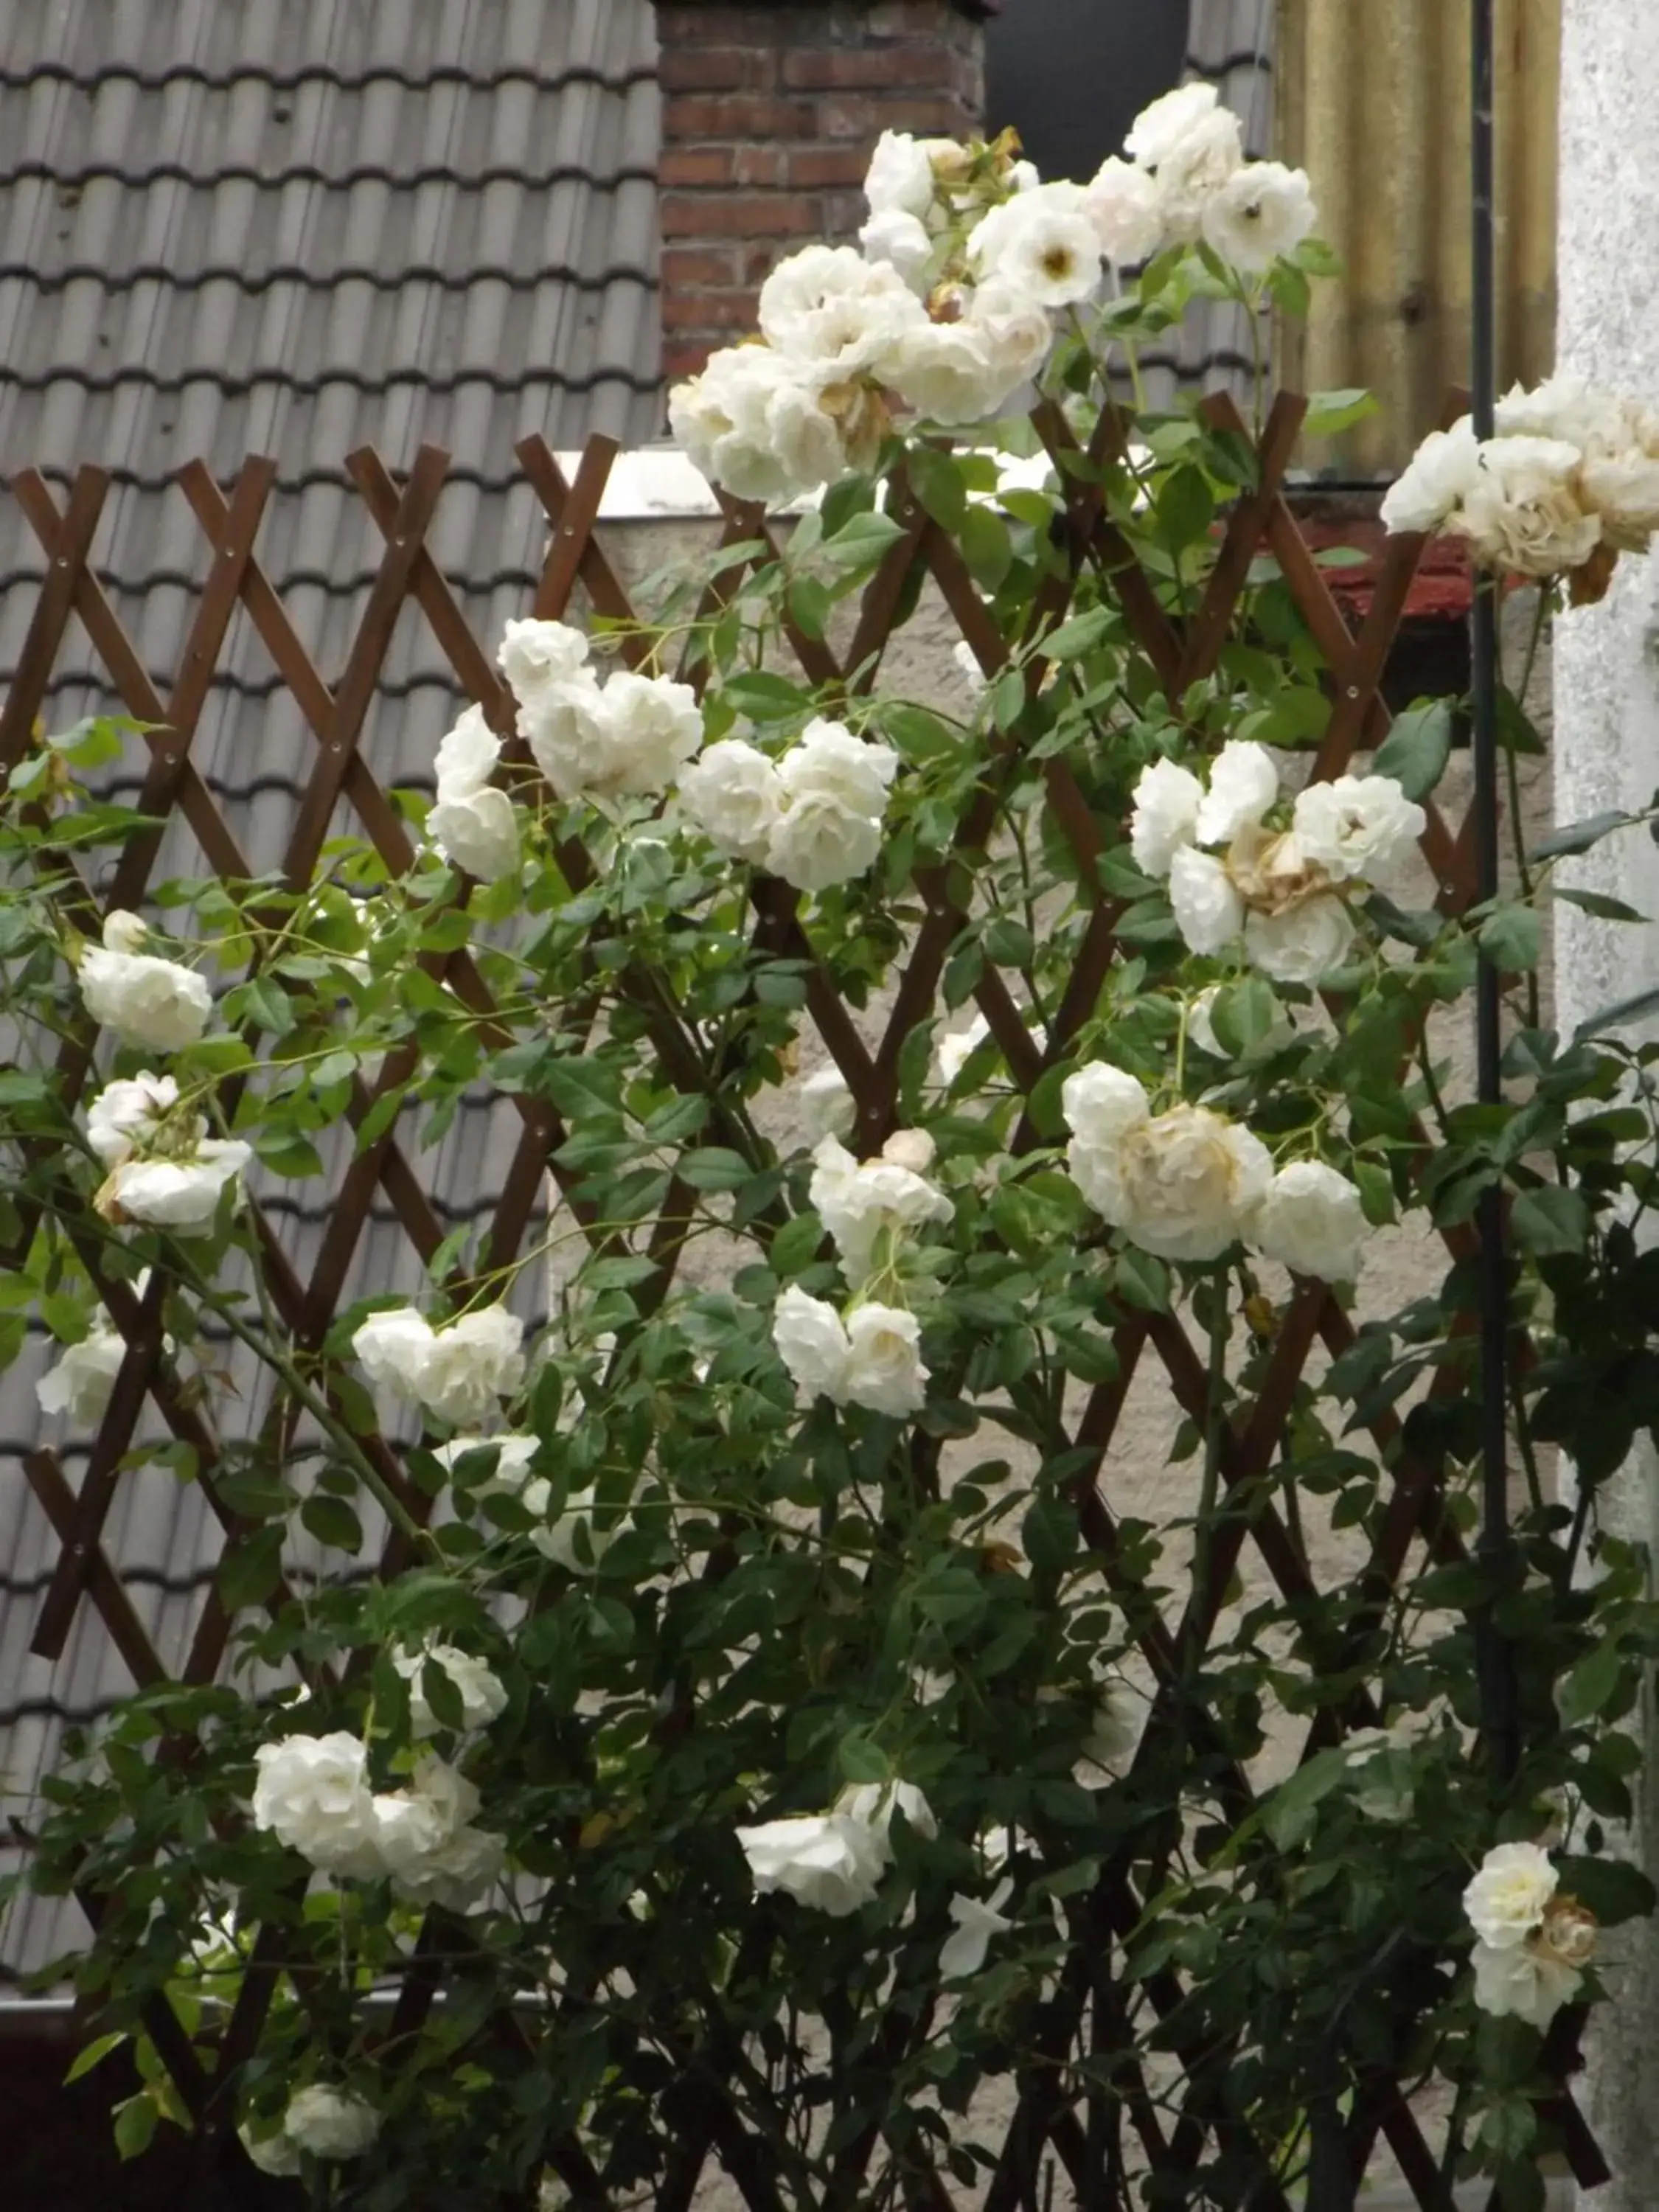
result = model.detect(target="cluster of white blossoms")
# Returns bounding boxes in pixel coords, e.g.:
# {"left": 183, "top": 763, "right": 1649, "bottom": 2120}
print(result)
{"left": 1382, "top": 372, "right": 1659, "bottom": 588}
{"left": 496, "top": 618, "right": 703, "bottom": 807}
{"left": 1463, "top": 1840, "right": 1597, "bottom": 2030}
{"left": 1131, "top": 742, "right": 1425, "bottom": 985}
{"left": 252, "top": 1730, "right": 504, "bottom": 1911}
{"left": 352, "top": 1304, "right": 526, "bottom": 1429}
{"left": 737, "top": 1778, "right": 936, "bottom": 1917}
{"left": 672, "top": 90, "right": 1316, "bottom": 504}
{"left": 241, "top": 2085, "right": 383, "bottom": 2177}
{"left": 1063, "top": 1063, "right": 1366, "bottom": 1281}
{"left": 77, "top": 909, "right": 212, "bottom": 1053}
{"left": 85, "top": 1071, "right": 251, "bottom": 1232}
{"left": 678, "top": 716, "right": 900, "bottom": 893}
{"left": 428, "top": 703, "right": 521, "bottom": 883}
{"left": 771, "top": 1130, "right": 953, "bottom": 1418}
{"left": 35, "top": 1268, "right": 170, "bottom": 1427}
{"left": 435, "top": 1432, "right": 634, "bottom": 1571}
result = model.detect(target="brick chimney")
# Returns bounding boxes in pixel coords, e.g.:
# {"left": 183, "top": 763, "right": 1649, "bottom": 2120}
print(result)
{"left": 653, "top": 1, "right": 992, "bottom": 379}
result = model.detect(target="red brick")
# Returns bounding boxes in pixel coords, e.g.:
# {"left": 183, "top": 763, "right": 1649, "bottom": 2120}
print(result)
{"left": 658, "top": 45, "right": 776, "bottom": 93}
{"left": 663, "top": 93, "right": 820, "bottom": 140}
{"left": 817, "top": 93, "right": 966, "bottom": 139}
{"left": 661, "top": 246, "right": 742, "bottom": 288}
{"left": 741, "top": 243, "right": 781, "bottom": 285}
{"left": 661, "top": 291, "right": 761, "bottom": 333}
{"left": 661, "top": 192, "right": 824, "bottom": 238}
{"left": 785, "top": 145, "right": 871, "bottom": 189}
{"left": 654, "top": 6, "right": 787, "bottom": 43}
{"left": 660, "top": 145, "right": 786, "bottom": 190}
{"left": 868, "top": 3, "right": 983, "bottom": 37}
{"left": 782, "top": 44, "right": 942, "bottom": 91}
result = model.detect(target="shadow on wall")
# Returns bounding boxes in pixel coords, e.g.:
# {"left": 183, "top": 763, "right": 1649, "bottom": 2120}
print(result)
{"left": 984, "top": 0, "right": 1188, "bottom": 182}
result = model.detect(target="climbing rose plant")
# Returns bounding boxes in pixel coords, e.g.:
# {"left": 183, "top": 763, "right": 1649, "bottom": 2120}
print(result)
{"left": 7, "top": 84, "right": 1659, "bottom": 2212}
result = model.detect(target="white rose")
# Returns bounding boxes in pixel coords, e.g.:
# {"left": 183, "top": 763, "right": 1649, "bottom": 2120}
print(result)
{"left": 1579, "top": 449, "right": 1659, "bottom": 552}
{"left": 370, "top": 1752, "right": 477, "bottom": 1875}
{"left": 518, "top": 669, "right": 607, "bottom": 799}
{"left": 1242, "top": 894, "right": 1356, "bottom": 983}
{"left": 760, "top": 243, "right": 928, "bottom": 382}
{"left": 391, "top": 1820, "right": 506, "bottom": 1911}
{"left": 835, "top": 1778, "right": 938, "bottom": 1853}
{"left": 415, "top": 1307, "right": 526, "bottom": 1427}
{"left": 1145, "top": 108, "right": 1245, "bottom": 243}
{"left": 77, "top": 911, "right": 213, "bottom": 1053}
{"left": 1200, "top": 161, "right": 1317, "bottom": 273}
{"left": 1130, "top": 757, "right": 1204, "bottom": 878}
{"left": 437, "top": 1431, "right": 538, "bottom": 1495}
{"left": 1470, "top": 1938, "right": 1582, "bottom": 2030}
{"left": 934, "top": 1012, "right": 990, "bottom": 1086}
{"left": 808, "top": 1133, "right": 952, "bottom": 1282}
{"left": 967, "top": 276, "right": 1056, "bottom": 389}
{"left": 772, "top": 1284, "right": 852, "bottom": 1405}
{"left": 1062, "top": 1062, "right": 1152, "bottom": 1224}
{"left": 1380, "top": 419, "right": 1483, "bottom": 535}
{"left": 880, "top": 1128, "right": 936, "bottom": 1174}
{"left": 1464, "top": 1840, "right": 1558, "bottom": 1950}
{"left": 525, "top": 1481, "right": 630, "bottom": 1571}
{"left": 352, "top": 1307, "right": 436, "bottom": 1397}
{"left": 767, "top": 718, "right": 898, "bottom": 892}
{"left": 860, "top": 206, "right": 934, "bottom": 290}
{"left": 1249, "top": 1160, "right": 1366, "bottom": 1282}
{"left": 240, "top": 2124, "right": 303, "bottom": 2177}
{"left": 1186, "top": 984, "right": 1295, "bottom": 1060}
{"left": 967, "top": 184, "right": 1104, "bottom": 310}
{"left": 1112, "top": 1104, "right": 1274, "bottom": 1263}
{"left": 1169, "top": 846, "right": 1245, "bottom": 956}
{"left": 99, "top": 1142, "right": 251, "bottom": 1231}
{"left": 880, "top": 318, "right": 1021, "bottom": 428}
{"left": 863, "top": 129, "right": 939, "bottom": 218}
{"left": 1292, "top": 773, "right": 1426, "bottom": 885}
{"left": 1451, "top": 435, "right": 1604, "bottom": 577}
{"left": 1195, "top": 740, "right": 1279, "bottom": 844}
{"left": 497, "top": 618, "right": 590, "bottom": 706}
{"left": 393, "top": 1644, "right": 509, "bottom": 1737}
{"left": 1495, "top": 372, "right": 1630, "bottom": 451}
{"left": 736, "top": 1812, "right": 886, "bottom": 1916}
{"left": 677, "top": 737, "right": 785, "bottom": 864}
{"left": 429, "top": 786, "right": 520, "bottom": 882}
{"left": 669, "top": 344, "right": 848, "bottom": 505}
{"left": 251, "top": 1732, "right": 382, "bottom": 1877}
{"left": 1124, "top": 82, "right": 1223, "bottom": 168}
{"left": 434, "top": 702, "right": 500, "bottom": 796}
{"left": 85, "top": 1068, "right": 182, "bottom": 1166}
{"left": 282, "top": 2086, "right": 383, "bottom": 2162}
{"left": 939, "top": 1878, "right": 1016, "bottom": 1980}
{"left": 35, "top": 1321, "right": 125, "bottom": 1425}
{"left": 799, "top": 1063, "right": 856, "bottom": 1144}
{"left": 597, "top": 671, "right": 704, "bottom": 796}
{"left": 1082, "top": 156, "right": 1166, "bottom": 265}
{"left": 844, "top": 1301, "right": 928, "bottom": 1417}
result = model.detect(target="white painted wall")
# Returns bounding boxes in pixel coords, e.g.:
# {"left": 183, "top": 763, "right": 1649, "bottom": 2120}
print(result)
{"left": 1556, "top": 5, "right": 1659, "bottom": 2202}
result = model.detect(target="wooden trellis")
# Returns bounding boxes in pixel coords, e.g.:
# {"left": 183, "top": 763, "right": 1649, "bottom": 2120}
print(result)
{"left": 0, "top": 395, "right": 1606, "bottom": 2210}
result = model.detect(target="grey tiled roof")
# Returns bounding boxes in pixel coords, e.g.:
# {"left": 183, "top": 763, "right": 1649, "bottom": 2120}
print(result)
{"left": 0, "top": 0, "right": 662, "bottom": 1983}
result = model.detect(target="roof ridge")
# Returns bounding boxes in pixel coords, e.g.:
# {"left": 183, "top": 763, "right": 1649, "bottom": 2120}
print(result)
{"left": 0, "top": 60, "right": 658, "bottom": 94}
{"left": 1, "top": 261, "right": 659, "bottom": 295}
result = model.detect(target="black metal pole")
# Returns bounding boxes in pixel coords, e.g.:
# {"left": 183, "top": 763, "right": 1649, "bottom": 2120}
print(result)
{"left": 1470, "top": 0, "right": 1517, "bottom": 1778}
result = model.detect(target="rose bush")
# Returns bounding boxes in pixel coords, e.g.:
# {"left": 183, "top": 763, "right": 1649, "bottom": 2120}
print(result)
{"left": 4, "top": 86, "right": 1659, "bottom": 2212}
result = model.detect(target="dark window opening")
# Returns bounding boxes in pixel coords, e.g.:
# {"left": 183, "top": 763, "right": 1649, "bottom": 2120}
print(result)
{"left": 984, "top": 0, "right": 1189, "bottom": 187}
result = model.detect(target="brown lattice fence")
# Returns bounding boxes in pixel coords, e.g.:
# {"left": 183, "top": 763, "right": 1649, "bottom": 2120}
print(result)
{"left": 0, "top": 399, "right": 1604, "bottom": 2210}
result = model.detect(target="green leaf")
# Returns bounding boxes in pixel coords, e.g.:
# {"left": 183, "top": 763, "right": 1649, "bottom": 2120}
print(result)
{"left": 787, "top": 574, "right": 832, "bottom": 642}
{"left": 1556, "top": 886, "right": 1647, "bottom": 922}
{"left": 821, "top": 509, "right": 908, "bottom": 571}
{"left": 1556, "top": 1854, "right": 1657, "bottom": 1927}
{"left": 64, "top": 2031, "right": 127, "bottom": 2084}
{"left": 301, "top": 1494, "right": 365, "bottom": 1553}
{"left": 241, "top": 975, "right": 294, "bottom": 1035}
{"left": 991, "top": 665, "right": 1026, "bottom": 730}
{"left": 1155, "top": 465, "right": 1214, "bottom": 549}
{"left": 420, "top": 1654, "right": 467, "bottom": 1733}
{"left": 113, "top": 2094, "right": 159, "bottom": 2161}
{"left": 1479, "top": 903, "right": 1542, "bottom": 972}
{"left": 908, "top": 447, "right": 967, "bottom": 531}
{"left": 678, "top": 1147, "right": 753, "bottom": 1192}
{"left": 1354, "top": 1161, "right": 1397, "bottom": 1227}
{"left": 1509, "top": 1184, "right": 1589, "bottom": 1258}
{"left": 1301, "top": 388, "right": 1378, "bottom": 437}
{"left": 216, "top": 1526, "right": 285, "bottom": 1610}
{"left": 721, "top": 671, "right": 811, "bottom": 723}
{"left": 959, "top": 504, "right": 1015, "bottom": 591}
{"left": 1573, "top": 982, "right": 1659, "bottom": 1041}
{"left": 1373, "top": 698, "right": 1453, "bottom": 801}
{"left": 1558, "top": 1637, "right": 1623, "bottom": 1725}
{"left": 1042, "top": 607, "right": 1115, "bottom": 663}
{"left": 1113, "top": 1248, "right": 1169, "bottom": 1313}
{"left": 1261, "top": 1747, "right": 1348, "bottom": 1850}
{"left": 1207, "top": 976, "right": 1283, "bottom": 1057}
{"left": 1528, "top": 808, "right": 1635, "bottom": 862}
{"left": 836, "top": 1733, "right": 889, "bottom": 1784}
